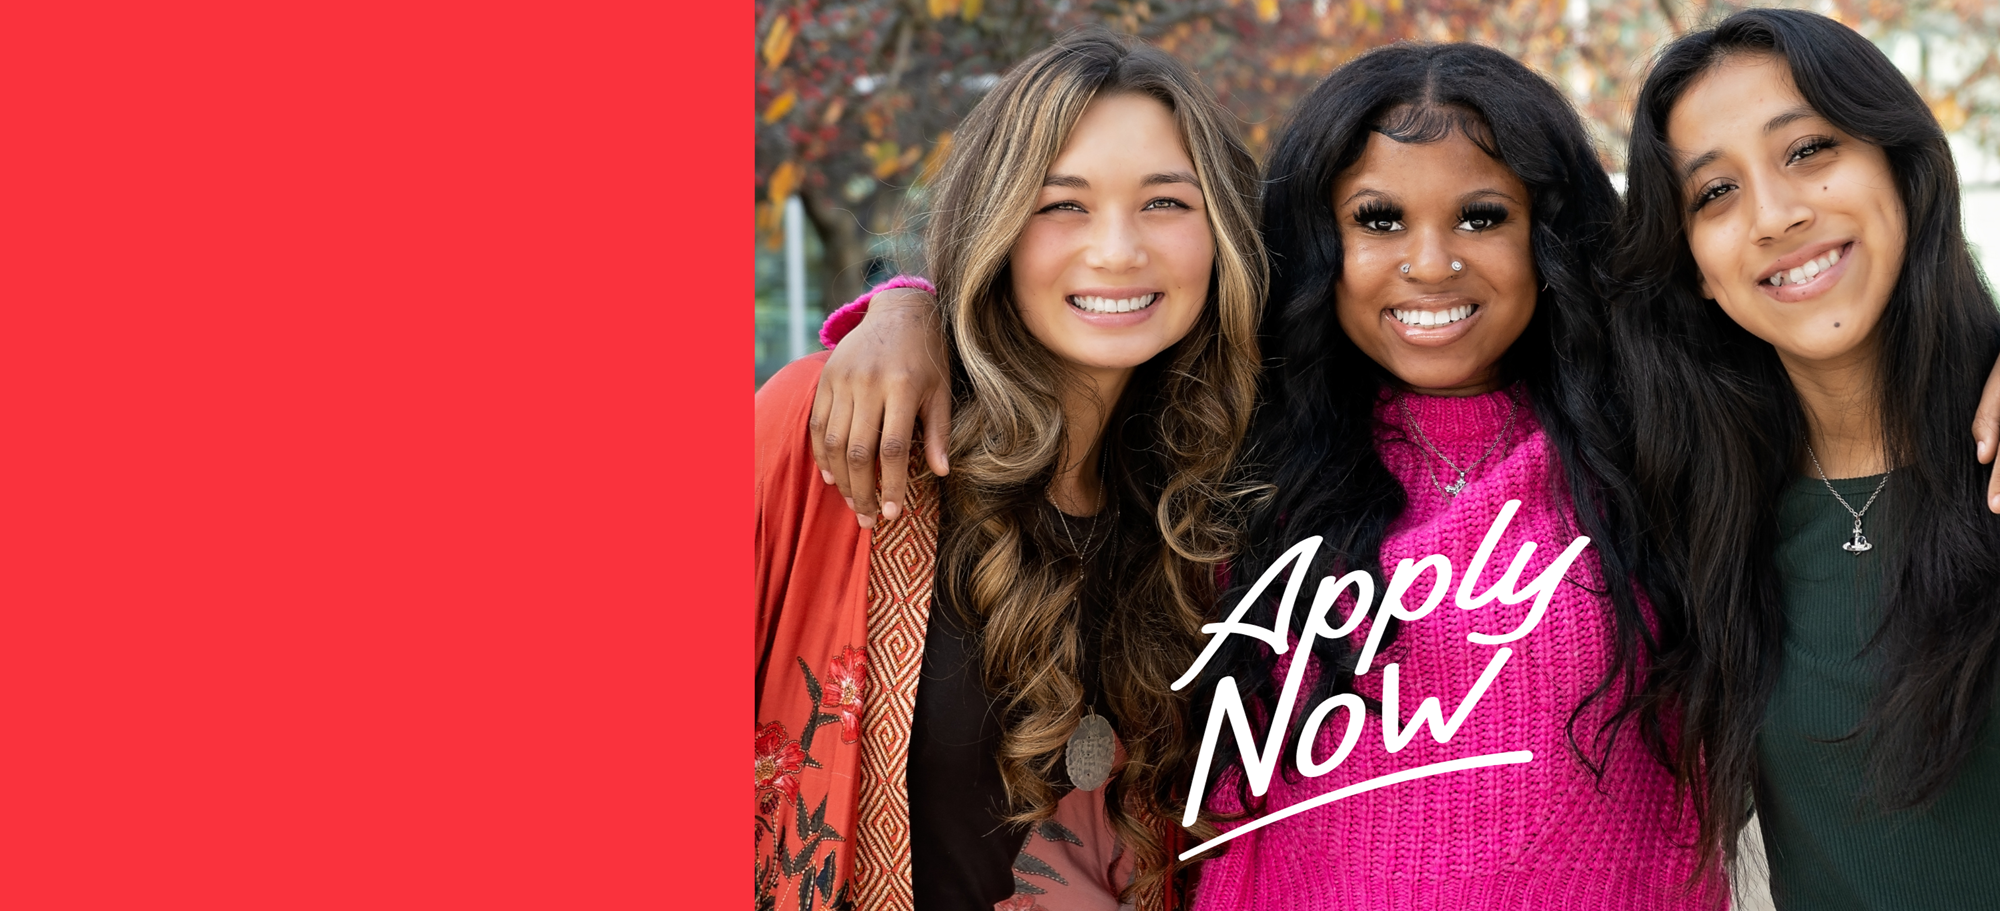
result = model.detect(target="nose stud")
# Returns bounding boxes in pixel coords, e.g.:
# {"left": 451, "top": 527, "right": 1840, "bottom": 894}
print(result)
{"left": 1451, "top": 260, "right": 1463, "bottom": 272}
{"left": 1400, "top": 263, "right": 1411, "bottom": 275}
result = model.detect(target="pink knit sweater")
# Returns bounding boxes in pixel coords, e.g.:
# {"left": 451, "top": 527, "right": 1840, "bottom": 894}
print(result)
{"left": 1191, "top": 388, "right": 1715, "bottom": 910}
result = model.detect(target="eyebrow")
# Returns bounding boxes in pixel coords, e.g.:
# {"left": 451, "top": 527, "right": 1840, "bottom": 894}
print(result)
{"left": 1459, "top": 188, "right": 1520, "bottom": 206}
{"left": 1333, "top": 187, "right": 1519, "bottom": 208}
{"left": 1678, "top": 105, "right": 1824, "bottom": 180}
{"left": 1337, "top": 188, "right": 1390, "bottom": 208}
{"left": 1678, "top": 150, "right": 1722, "bottom": 182}
{"left": 1041, "top": 171, "right": 1201, "bottom": 189}
{"left": 1765, "top": 105, "right": 1818, "bottom": 134}
{"left": 1143, "top": 170, "right": 1200, "bottom": 188}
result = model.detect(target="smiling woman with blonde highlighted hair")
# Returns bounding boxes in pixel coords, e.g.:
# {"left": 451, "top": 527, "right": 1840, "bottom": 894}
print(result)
{"left": 754, "top": 27, "right": 1264, "bottom": 911}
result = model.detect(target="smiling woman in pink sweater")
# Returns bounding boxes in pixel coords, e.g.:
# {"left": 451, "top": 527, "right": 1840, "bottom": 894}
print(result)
{"left": 1187, "top": 392, "right": 1702, "bottom": 909}
{"left": 1179, "top": 44, "right": 1715, "bottom": 909}
{"left": 805, "top": 41, "right": 1722, "bottom": 911}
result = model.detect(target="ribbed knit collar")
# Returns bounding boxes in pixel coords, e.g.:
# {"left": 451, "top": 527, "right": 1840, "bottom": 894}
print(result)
{"left": 1374, "top": 383, "right": 1529, "bottom": 448}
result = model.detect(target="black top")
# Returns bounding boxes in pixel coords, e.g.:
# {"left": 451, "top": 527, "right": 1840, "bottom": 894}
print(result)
{"left": 907, "top": 583, "right": 1026, "bottom": 909}
{"left": 908, "top": 504, "right": 1114, "bottom": 909}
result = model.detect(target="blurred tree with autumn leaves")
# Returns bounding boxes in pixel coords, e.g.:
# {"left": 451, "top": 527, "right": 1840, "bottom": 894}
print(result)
{"left": 755, "top": 0, "right": 2000, "bottom": 314}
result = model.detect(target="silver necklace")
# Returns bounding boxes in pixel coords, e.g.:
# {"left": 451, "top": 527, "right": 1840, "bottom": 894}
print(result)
{"left": 1050, "top": 487, "right": 1114, "bottom": 792}
{"left": 1397, "top": 390, "right": 1519, "bottom": 498}
{"left": 1805, "top": 443, "right": 1893, "bottom": 555}
{"left": 1050, "top": 499, "right": 1100, "bottom": 560}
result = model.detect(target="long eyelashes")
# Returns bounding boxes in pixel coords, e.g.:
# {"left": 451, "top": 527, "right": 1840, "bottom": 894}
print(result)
{"left": 1352, "top": 201, "right": 1510, "bottom": 231}
{"left": 1354, "top": 201, "right": 1403, "bottom": 232}
{"left": 1458, "top": 202, "right": 1508, "bottom": 230}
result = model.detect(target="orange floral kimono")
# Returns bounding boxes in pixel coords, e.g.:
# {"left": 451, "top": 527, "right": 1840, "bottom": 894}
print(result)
{"left": 755, "top": 354, "right": 1139, "bottom": 911}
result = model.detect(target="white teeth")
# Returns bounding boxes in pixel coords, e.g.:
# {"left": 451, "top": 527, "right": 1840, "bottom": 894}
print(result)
{"left": 1768, "top": 247, "right": 1845, "bottom": 288}
{"left": 1390, "top": 304, "right": 1475, "bottom": 328}
{"left": 1069, "top": 293, "right": 1158, "bottom": 313}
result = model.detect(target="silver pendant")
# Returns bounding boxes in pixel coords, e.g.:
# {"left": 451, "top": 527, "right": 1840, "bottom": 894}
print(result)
{"left": 1442, "top": 472, "right": 1468, "bottom": 497}
{"left": 1065, "top": 713, "right": 1114, "bottom": 792}
{"left": 1843, "top": 523, "right": 1873, "bottom": 554}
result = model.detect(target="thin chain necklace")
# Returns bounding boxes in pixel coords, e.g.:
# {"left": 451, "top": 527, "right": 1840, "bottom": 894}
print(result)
{"left": 1049, "top": 444, "right": 1110, "bottom": 561}
{"left": 1050, "top": 500, "right": 1100, "bottom": 561}
{"left": 1805, "top": 442, "right": 1892, "bottom": 555}
{"left": 1049, "top": 455, "right": 1115, "bottom": 792}
{"left": 1397, "top": 390, "right": 1519, "bottom": 498}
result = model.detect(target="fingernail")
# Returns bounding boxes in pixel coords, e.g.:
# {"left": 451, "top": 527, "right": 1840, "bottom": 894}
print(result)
{"left": 1981, "top": 439, "right": 1992, "bottom": 461}
{"left": 1990, "top": 493, "right": 2000, "bottom": 513}
{"left": 822, "top": 469, "right": 835, "bottom": 485}
{"left": 858, "top": 514, "right": 877, "bottom": 529}
{"left": 882, "top": 501, "right": 901, "bottom": 521}
{"left": 844, "top": 497, "right": 855, "bottom": 510}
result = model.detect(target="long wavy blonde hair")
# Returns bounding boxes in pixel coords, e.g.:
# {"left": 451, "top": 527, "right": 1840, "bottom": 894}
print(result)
{"left": 918, "top": 28, "right": 1266, "bottom": 906}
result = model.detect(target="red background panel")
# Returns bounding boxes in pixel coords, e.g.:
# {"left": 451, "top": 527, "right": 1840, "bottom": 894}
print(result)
{"left": 0, "top": 2, "right": 741, "bottom": 906}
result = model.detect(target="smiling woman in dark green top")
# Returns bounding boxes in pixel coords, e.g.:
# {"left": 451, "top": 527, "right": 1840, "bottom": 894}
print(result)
{"left": 1761, "top": 478, "right": 2000, "bottom": 907}
{"left": 1608, "top": 8, "right": 2000, "bottom": 908}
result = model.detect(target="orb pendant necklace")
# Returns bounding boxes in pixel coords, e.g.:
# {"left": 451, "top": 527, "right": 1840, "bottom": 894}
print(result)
{"left": 1806, "top": 442, "right": 1892, "bottom": 555}
{"left": 1052, "top": 498, "right": 1114, "bottom": 791}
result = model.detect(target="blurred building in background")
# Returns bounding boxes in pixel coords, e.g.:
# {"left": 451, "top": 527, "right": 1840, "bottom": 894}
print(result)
{"left": 754, "top": 0, "right": 2000, "bottom": 386}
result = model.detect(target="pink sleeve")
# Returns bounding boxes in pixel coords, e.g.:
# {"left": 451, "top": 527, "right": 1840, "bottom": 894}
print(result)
{"left": 819, "top": 275, "right": 936, "bottom": 349}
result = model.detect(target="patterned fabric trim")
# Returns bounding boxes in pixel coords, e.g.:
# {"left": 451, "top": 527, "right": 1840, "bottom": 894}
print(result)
{"left": 854, "top": 476, "right": 939, "bottom": 911}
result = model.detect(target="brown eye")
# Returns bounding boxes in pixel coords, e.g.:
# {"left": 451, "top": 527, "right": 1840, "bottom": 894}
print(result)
{"left": 1690, "top": 181, "right": 1735, "bottom": 213}
{"left": 1788, "top": 136, "right": 1838, "bottom": 165}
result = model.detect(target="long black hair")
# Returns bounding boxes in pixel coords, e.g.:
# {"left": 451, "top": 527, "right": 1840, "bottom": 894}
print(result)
{"left": 1611, "top": 7, "right": 2000, "bottom": 877}
{"left": 1193, "top": 42, "right": 1651, "bottom": 811}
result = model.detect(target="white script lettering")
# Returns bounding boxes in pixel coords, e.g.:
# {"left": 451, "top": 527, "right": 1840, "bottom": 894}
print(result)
{"left": 1171, "top": 500, "right": 1587, "bottom": 829}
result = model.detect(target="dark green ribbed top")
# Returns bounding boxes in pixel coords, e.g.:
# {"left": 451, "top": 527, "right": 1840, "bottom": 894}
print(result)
{"left": 1757, "top": 474, "right": 2000, "bottom": 910}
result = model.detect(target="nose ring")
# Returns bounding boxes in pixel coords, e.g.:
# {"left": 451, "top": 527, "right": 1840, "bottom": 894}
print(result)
{"left": 1451, "top": 260, "right": 1463, "bottom": 272}
{"left": 1399, "top": 263, "right": 1411, "bottom": 275}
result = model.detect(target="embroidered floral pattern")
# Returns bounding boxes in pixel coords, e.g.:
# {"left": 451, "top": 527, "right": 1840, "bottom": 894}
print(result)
{"left": 756, "top": 652, "right": 866, "bottom": 911}
{"left": 823, "top": 646, "right": 868, "bottom": 744}
{"left": 755, "top": 721, "right": 808, "bottom": 805}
